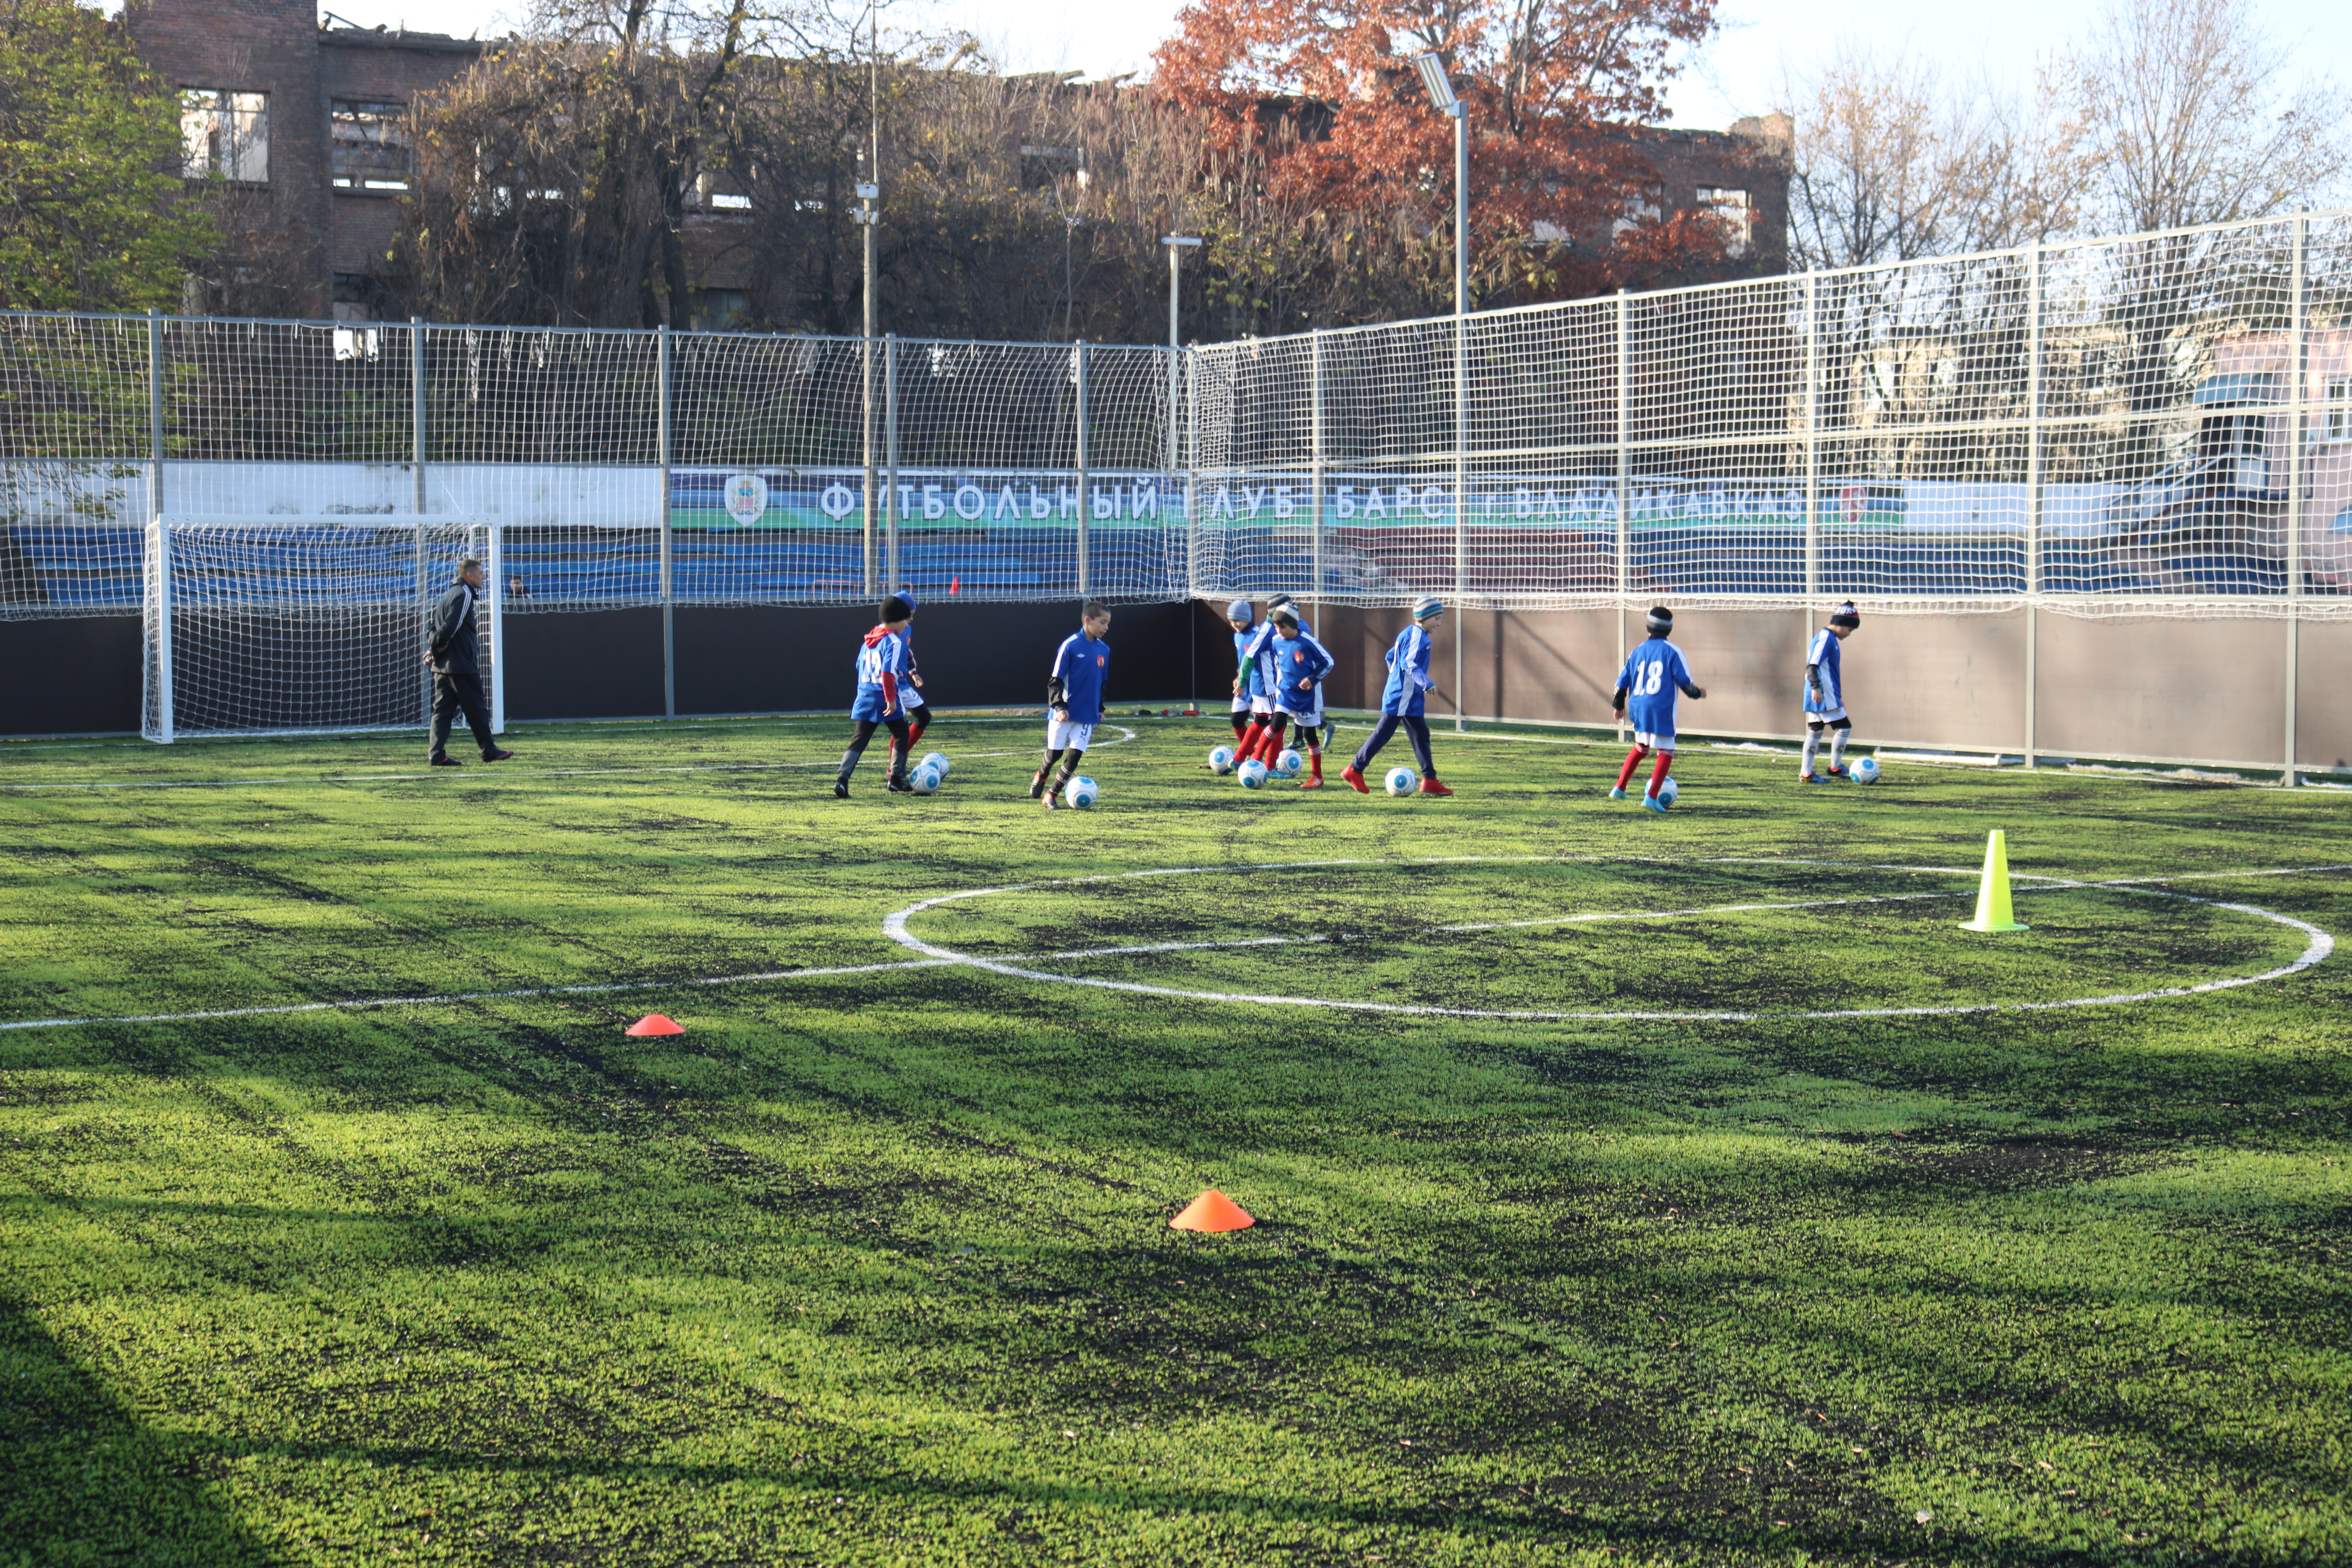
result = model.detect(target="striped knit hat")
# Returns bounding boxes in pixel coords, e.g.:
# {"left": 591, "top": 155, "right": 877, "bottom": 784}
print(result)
{"left": 1829, "top": 601, "right": 1861, "bottom": 629}
{"left": 1645, "top": 606, "right": 1674, "bottom": 635}
{"left": 1412, "top": 595, "right": 1445, "bottom": 620}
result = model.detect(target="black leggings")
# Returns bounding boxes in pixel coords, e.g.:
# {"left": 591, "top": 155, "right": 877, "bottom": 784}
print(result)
{"left": 1352, "top": 713, "right": 1433, "bottom": 777}
{"left": 839, "top": 716, "right": 910, "bottom": 780}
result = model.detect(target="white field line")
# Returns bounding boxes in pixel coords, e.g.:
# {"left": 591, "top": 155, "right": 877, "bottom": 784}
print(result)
{"left": 6, "top": 853, "right": 2339, "bottom": 1033}
{"left": 880, "top": 857, "right": 2344, "bottom": 1024}
{"left": 0, "top": 726, "right": 1136, "bottom": 792}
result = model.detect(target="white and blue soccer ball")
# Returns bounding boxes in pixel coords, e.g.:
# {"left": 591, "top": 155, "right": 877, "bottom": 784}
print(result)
{"left": 1655, "top": 775, "right": 1681, "bottom": 809}
{"left": 909, "top": 763, "right": 942, "bottom": 795}
{"left": 921, "top": 751, "right": 950, "bottom": 778}
{"left": 1238, "top": 759, "right": 1270, "bottom": 789}
{"left": 1385, "top": 766, "right": 1417, "bottom": 797}
{"left": 1209, "top": 746, "right": 1236, "bottom": 775}
{"left": 1853, "top": 756, "right": 1881, "bottom": 784}
{"left": 1067, "top": 775, "right": 1100, "bottom": 809}
{"left": 1273, "top": 748, "right": 1303, "bottom": 779}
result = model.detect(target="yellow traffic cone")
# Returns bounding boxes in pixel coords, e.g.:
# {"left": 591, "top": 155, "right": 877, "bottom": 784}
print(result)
{"left": 1959, "top": 829, "right": 2030, "bottom": 933}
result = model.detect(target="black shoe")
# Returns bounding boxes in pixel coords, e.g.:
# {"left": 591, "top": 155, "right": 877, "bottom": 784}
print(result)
{"left": 887, "top": 775, "right": 915, "bottom": 793}
{"left": 1042, "top": 790, "right": 1062, "bottom": 809}
{"left": 430, "top": 756, "right": 461, "bottom": 767}
{"left": 482, "top": 748, "right": 514, "bottom": 762}
{"left": 1027, "top": 771, "right": 1048, "bottom": 799}
{"left": 832, "top": 779, "right": 850, "bottom": 798}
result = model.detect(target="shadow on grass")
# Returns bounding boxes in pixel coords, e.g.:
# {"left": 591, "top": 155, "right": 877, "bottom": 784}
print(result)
{"left": 0, "top": 1294, "right": 276, "bottom": 1566}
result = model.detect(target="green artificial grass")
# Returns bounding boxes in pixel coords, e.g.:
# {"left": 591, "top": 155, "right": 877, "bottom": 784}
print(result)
{"left": 2, "top": 712, "right": 2348, "bottom": 1565}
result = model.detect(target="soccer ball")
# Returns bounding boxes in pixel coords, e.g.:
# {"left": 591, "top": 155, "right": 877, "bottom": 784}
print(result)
{"left": 1655, "top": 776, "right": 1681, "bottom": 809}
{"left": 921, "top": 751, "right": 950, "bottom": 778}
{"left": 1209, "top": 746, "right": 1236, "bottom": 775}
{"left": 1238, "top": 759, "right": 1269, "bottom": 789}
{"left": 1385, "top": 766, "right": 1417, "bottom": 797}
{"left": 1067, "top": 775, "right": 1100, "bottom": 808}
{"left": 1273, "top": 748, "right": 1303, "bottom": 778}
{"left": 1853, "top": 756, "right": 1881, "bottom": 784}
{"left": 909, "top": 764, "right": 942, "bottom": 795}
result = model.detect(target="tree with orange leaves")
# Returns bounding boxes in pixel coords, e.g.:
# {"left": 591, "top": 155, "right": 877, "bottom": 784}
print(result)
{"left": 1154, "top": 0, "right": 1743, "bottom": 310}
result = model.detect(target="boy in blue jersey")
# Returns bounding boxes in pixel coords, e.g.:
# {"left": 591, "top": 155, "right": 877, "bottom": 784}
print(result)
{"left": 1236, "top": 592, "right": 1314, "bottom": 766}
{"left": 1611, "top": 606, "right": 1706, "bottom": 814}
{"left": 1340, "top": 595, "right": 1453, "bottom": 797}
{"left": 1267, "top": 605, "right": 1335, "bottom": 786}
{"left": 833, "top": 595, "right": 916, "bottom": 798}
{"left": 1225, "top": 599, "right": 1263, "bottom": 751}
{"left": 1032, "top": 600, "right": 1112, "bottom": 808}
{"left": 1800, "top": 601, "right": 1861, "bottom": 783}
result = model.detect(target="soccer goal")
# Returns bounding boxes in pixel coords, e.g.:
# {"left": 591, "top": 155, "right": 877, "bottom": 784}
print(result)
{"left": 142, "top": 515, "right": 502, "bottom": 743}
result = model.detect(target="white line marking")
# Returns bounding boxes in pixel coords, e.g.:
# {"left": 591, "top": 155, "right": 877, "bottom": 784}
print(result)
{"left": 879, "top": 855, "right": 2342, "bottom": 1024}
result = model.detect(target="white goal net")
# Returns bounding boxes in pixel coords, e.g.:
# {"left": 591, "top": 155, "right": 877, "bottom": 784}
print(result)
{"left": 143, "top": 515, "right": 500, "bottom": 742}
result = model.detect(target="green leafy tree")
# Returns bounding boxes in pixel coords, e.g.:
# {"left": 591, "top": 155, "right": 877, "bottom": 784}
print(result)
{"left": 0, "top": 0, "right": 216, "bottom": 311}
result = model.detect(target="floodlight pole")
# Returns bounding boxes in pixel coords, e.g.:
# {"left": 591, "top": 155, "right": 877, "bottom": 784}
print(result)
{"left": 1416, "top": 52, "right": 1471, "bottom": 732}
{"left": 1163, "top": 236, "right": 1201, "bottom": 552}
{"left": 859, "top": 1, "right": 882, "bottom": 596}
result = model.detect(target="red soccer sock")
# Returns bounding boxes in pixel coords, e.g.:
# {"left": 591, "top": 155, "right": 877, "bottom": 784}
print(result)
{"left": 1244, "top": 717, "right": 1274, "bottom": 761}
{"left": 1648, "top": 750, "right": 1675, "bottom": 797}
{"left": 1308, "top": 744, "right": 1323, "bottom": 780}
{"left": 1615, "top": 745, "right": 1650, "bottom": 791}
{"left": 1261, "top": 719, "right": 1289, "bottom": 760}
{"left": 906, "top": 720, "right": 927, "bottom": 748}
{"left": 1231, "top": 714, "right": 1250, "bottom": 742}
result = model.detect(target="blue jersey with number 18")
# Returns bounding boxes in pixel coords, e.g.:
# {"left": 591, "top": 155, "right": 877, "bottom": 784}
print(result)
{"left": 1618, "top": 638, "right": 1694, "bottom": 737}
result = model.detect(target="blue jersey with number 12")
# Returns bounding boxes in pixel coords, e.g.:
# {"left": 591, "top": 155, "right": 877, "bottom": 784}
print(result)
{"left": 1618, "top": 638, "right": 1695, "bottom": 738}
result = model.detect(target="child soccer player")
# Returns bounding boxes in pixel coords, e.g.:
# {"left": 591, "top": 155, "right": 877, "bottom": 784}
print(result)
{"left": 1267, "top": 606, "right": 1335, "bottom": 786}
{"left": 1236, "top": 593, "right": 1315, "bottom": 765}
{"left": 1225, "top": 599, "right": 1263, "bottom": 751}
{"left": 1800, "top": 601, "right": 1861, "bottom": 783}
{"left": 1610, "top": 606, "right": 1706, "bottom": 814}
{"left": 1341, "top": 595, "right": 1452, "bottom": 796}
{"left": 1033, "top": 600, "right": 1112, "bottom": 808}
{"left": 833, "top": 595, "right": 916, "bottom": 798}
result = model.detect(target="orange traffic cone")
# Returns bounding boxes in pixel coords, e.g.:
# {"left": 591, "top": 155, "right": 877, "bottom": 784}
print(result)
{"left": 625, "top": 1013, "right": 684, "bottom": 1036}
{"left": 1169, "top": 1190, "right": 1254, "bottom": 1232}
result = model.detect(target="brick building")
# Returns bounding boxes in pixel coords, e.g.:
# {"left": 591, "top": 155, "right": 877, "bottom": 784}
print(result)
{"left": 127, "top": 0, "right": 485, "bottom": 319}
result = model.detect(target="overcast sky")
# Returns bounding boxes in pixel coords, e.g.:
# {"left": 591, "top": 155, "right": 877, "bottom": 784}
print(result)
{"left": 300, "top": 0, "right": 2352, "bottom": 131}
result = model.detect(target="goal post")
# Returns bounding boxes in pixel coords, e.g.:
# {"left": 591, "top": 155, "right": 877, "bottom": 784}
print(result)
{"left": 142, "top": 515, "right": 499, "bottom": 743}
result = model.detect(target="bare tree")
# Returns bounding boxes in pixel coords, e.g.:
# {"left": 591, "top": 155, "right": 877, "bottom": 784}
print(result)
{"left": 2063, "top": 0, "right": 2349, "bottom": 235}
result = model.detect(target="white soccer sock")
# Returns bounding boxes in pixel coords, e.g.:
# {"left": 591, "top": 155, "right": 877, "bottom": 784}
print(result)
{"left": 1800, "top": 729, "right": 1821, "bottom": 775}
{"left": 1829, "top": 729, "right": 1851, "bottom": 769}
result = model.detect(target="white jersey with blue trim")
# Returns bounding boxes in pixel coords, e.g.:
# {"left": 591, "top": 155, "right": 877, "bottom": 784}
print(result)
{"left": 1804, "top": 628, "right": 1844, "bottom": 715}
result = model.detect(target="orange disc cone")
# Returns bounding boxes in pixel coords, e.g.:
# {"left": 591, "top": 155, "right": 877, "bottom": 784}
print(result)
{"left": 625, "top": 1013, "right": 684, "bottom": 1036}
{"left": 1170, "top": 1190, "right": 1254, "bottom": 1232}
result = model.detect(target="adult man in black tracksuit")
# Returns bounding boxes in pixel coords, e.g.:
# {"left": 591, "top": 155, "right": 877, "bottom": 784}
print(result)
{"left": 425, "top": 557, "right": 513, "bottom": 767}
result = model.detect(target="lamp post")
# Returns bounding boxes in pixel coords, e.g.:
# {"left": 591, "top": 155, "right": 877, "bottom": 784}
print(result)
{"left": 1161, "top": 234, "right": 1201, "bottom": 349}
{"left": 1414, "top": 51, "right": 1469, "bottom": 730}
{"left": 856, "top": 3, "right": 883, "bottom": 593}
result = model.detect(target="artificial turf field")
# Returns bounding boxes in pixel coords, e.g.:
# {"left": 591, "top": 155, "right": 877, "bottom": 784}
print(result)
{"left": 2, "top": 712, "right": 2347, "bottom": 1567}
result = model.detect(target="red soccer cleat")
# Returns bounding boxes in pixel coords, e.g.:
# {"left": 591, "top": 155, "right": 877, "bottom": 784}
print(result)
{"left": 1297, "top": 774, "right": 1324, "bottom": 789}
{"left": 1340, "top": 765, "right": 1370, "bottom": 793}
{"left": 1417, "top": 778, "right": 1454, "bottom": 797}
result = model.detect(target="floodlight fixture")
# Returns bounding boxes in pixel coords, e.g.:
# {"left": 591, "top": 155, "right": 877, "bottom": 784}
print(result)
{"left": 1414, "top": 52, "right": 1461, "bottom": 116}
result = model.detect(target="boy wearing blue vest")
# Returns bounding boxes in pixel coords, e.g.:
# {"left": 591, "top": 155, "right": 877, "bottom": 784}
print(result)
{"left": 1267, "top": 605, "right": 1335, "bottom": 786}
{"left": 1611, "top": 606, "right": 1706, "bottom": 814}
{"left": 833, "top": 595, "right": 916, "bottom": 798}
{"left": 1032, "top": 600, "right": 1112, "bottom": 808}
{"left": 1236, "top": 592, "right": 1315, "bottom": 766}
{"left": 1225, "top": 599, "right": 1264, "bottom": 751}
{"left": 1341, "top": 595, "right": 1453, "bottom": 797}
{"left": 1800, "top": 601, "right": 1861, "bottom": 783}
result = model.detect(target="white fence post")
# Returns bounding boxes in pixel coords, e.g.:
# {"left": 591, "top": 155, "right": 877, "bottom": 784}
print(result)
{"left": 1454, "top": 311, "right": 1469, "bottom": 731}
{"left": 885, "top": 335, "right": 900, "bottom": 594}
{"left": 412, "top": 317, "right": 430, "bottom": 727}
{"left": 488, "top": 520, "right": 505, "bottom": 733}
{"left": 659, "top": 322, "right": 674, "bottom": 719}
{"left": 146, "top": 308, "right": 173, "bottom": 744}
{"left": 1075, "top": 340, "right": 1090, "bottom": 598}
{"left": 2285, "top": 214, "right": 2308, "bottom": 786}
{"left": 2024, "top": 246, "right": 2043, "bottom": 769}
{"left": 1310, "top": 329, "right": 1325, "bottom": 624}
{"left": 1614, "top": 288, "right": 1632, "bottom": 741}
{"left": 1803, "top": 270, "right": 1821, "bottom": 602}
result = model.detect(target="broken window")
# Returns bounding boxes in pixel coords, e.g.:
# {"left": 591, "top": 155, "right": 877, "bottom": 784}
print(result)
{"left": 181, "top": 89, "right": 269, "bottom": 182}
{"left": 1697, "top": 186, "right": 1751, "bottom": 257}
{"left": 332, "top": 101, "right": 411, "bottom": 191}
